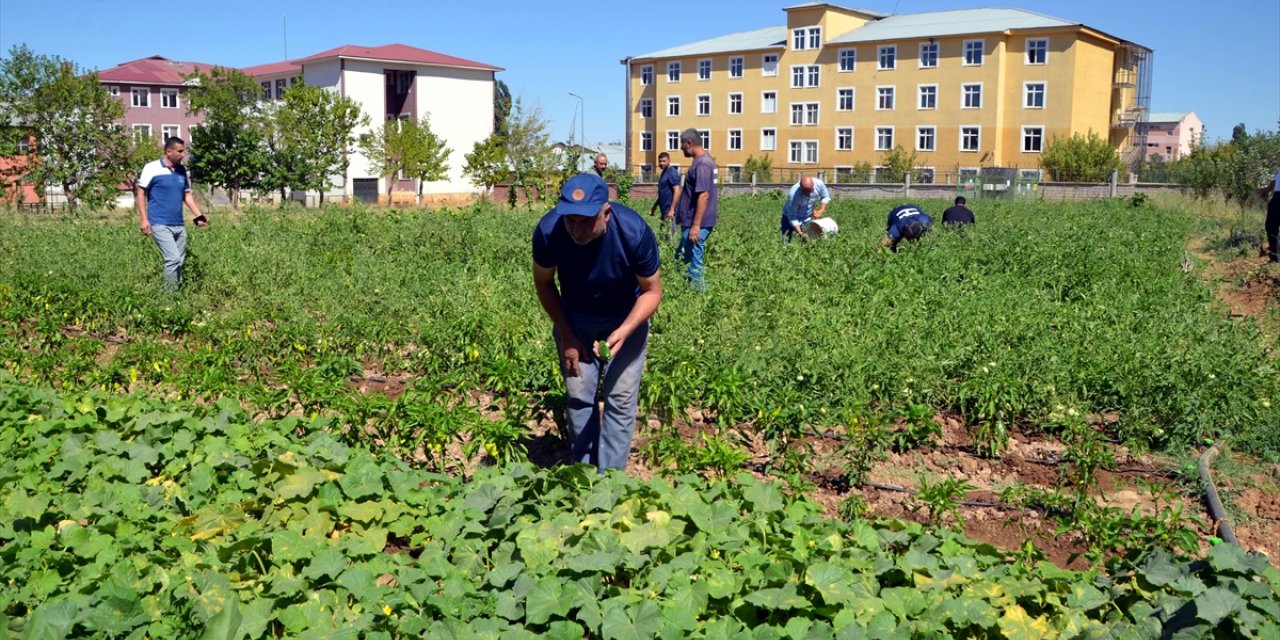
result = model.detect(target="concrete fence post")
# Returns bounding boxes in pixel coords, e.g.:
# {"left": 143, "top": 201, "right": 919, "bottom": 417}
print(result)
{"left": 751, "top": 172, "right": 757, "bottom": 196}
{"left": 1109, "top": 169, "right": 1118, "bottom": 198}
{"left": 904, "top": 172, "right": 912, "bottom": 198}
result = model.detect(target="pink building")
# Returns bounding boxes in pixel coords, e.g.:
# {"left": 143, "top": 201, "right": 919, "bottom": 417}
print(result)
{"left": 1139, "top": 112, "right": 1204, "bottom": 161}
{"left": 97, "top": 56, "right": 219, "bottom": 144}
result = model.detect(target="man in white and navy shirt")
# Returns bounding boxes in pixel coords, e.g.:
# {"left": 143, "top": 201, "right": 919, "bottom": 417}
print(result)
{"left": 136, "top": 136, "right": 207, "bottom": 291}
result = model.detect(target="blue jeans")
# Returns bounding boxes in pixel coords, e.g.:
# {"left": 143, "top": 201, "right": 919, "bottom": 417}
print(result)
{"left": 150, "top": 224, "right": 187, "bottom": 291}
{"left": 676, "top": 227, "right": 712, "bottom": 289}
{"left": 553, "top": 316, "right": 649, "bottom": 473}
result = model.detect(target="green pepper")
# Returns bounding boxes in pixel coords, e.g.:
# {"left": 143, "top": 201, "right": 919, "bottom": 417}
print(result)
{"left": 598, "top": 340, "right": 611, "bottom": 360}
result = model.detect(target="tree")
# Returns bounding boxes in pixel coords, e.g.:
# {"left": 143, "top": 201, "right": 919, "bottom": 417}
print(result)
{"left": 493, "top": 80, "right": 512, "bottom": 139}
{"left": 266, "top": 83, "right": 366, "bottom": 204}
{"left": 357, "top": 116, "right": 451, "bottom": 199}
{"left": 0, "top": 44, "right": 129, "bottom": 211}
{"left": 879, "top": 145, "right": 926, "bottom": 183}
{"left": 463, "top": 132, "right": 509, "bottom": 192}
{"left": 743, "top": 153, "right": 773, "bottom": 182}
{"left": 183, "top": 67, "right": 268, "bottom": 209}
{"left": 122, "top": 129, "right": 162, "bottom": 192}
{"left": 502, "top": 98, "right": 557, "bottom": 206}
{"left": 1039, "top": 130, "right": 1124, "bottom": 182}
{"left": 1173, "top": 126, "right": 1280, "bottom": 205}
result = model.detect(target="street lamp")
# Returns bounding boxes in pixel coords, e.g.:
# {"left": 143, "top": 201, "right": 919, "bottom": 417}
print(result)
{"left": 568, "top": 92, "right": 585, "bottom": 153}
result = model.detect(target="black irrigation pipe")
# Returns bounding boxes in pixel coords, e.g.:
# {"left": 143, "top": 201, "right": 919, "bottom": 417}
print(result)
{"left": 1198, "top": 444, "right": 1239, "bottom": 545}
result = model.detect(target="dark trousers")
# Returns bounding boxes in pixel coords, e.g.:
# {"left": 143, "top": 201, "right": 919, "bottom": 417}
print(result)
{"left": 1268, "top": 195, "right": 1280, "bottom": 262}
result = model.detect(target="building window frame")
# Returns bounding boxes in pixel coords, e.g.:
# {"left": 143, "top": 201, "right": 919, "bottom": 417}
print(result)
{"left": 697, "top": 58, "right": 712, "bottom": 81}
{"left": 962, "top": 82, "right": 983, "bottom": 109}
{"left": 698, "top": 129, "right": 710, "bottom": 149}
{"left": 838, "top": 48, "right": 857, "bottom": 72}
{"left": 729, "top": 56, "right": 744, "bottom": 78}
{"left": 761, "top": 90, "right": 777, "bottom": 114}
{"left": 640, "top": 65, "right": 654, "bottom": 85}
{"left": 641, "top": 131, "right": 653, "bottom": 151}
{"left": 667, "top": 130, "right": 680, "bottom": 151}
{"left": 918, "top": 84, "right": 937, "bottom": 110}
{"left": 160, "top": 89, "right": 179, "bottom": 109}
{"left": 1024, "top": 82, "right": 1046, "bottom": 109}
{"left": 878, "top": 45, "right": 896, "bottom": 70}
{"left": 762, "top": 53, "right": 779, "bottom": 76}
{"left": 132, "top": 123, "right": 152, "bottom": 137}
{"left": 161, "top": 124, "right": 180, "bottom": 140}
{"left": 697, "top": 94, "right": 711, "bottom": 116}
{"left": 728, "top": 92, "right": 743, "bottom": 115}
{"left": 131, "top": 87, "right": 150, "bottom": 108}
{"left": 963, "top": 39, "right": 985, "bottom": 66}
{"left": 1026, "top": 38, "right": 1048, "bottom": 65}
{"left": 789, "top": 139, "right": 819, "bottom": 164}
{"left": 875, "top": 126, "right": 894, "bottom": 151}
{"left": 1022, "top": 125, "right": 1044, "bottom": 153}
{"left": 761, "top": 127, "right": 777, "bottom": 151}
{"left": 876, "top": 86, "right": 895, "bottom": 111}
{"left": 919, "top": 42, "right": 938, "bottom": 68}
{"left": 916, "top": 125, "right": 936, "bottom": 152}
{"left": 960, "top": 125, "right": 981, "bottom": 152}
{"left": 789, "top": 101, "right": 820, "bottom": 126}
{"left": 640, "top": 98, "right": 654, "bottom": 118}
{"left": 667, "top": 95, "right": 681, "bottom": 116}
{"left": 728, "top": 128, "right": 743, "bottom": 150}
{"left": 836, "top": 87, "right": 854, "bottom": 111}
{"left": 835, "top": 126, "right": 853, "bottom": 151}
{"left": 667, "top": 61, "right": 681, "bottom": 83}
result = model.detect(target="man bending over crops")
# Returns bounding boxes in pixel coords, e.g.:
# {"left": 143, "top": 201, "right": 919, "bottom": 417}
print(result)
{"left": 881, "top": 203, "right": 932, "bottom": 251}
{"left": 781, "top": 175, "right": 831, "bottom": 241}
{"left": 533, "top": 173, "right": 663, "bottom": 473}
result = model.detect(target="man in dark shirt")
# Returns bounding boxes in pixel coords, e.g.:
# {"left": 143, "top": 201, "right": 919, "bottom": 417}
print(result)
{"left": 881, "top": 203, "right": 933, "bottom": 251}
{"left": 648, "top": 151, "right": 681, "bottom": 240}
{"left": 532, "top": 173, "right": 663, "bottom": 472}
{"left": 675, "top": 128, "right": 718, "bottom": 289}
{"left": 941, "top": 196, "right": 976, "bottom": 227}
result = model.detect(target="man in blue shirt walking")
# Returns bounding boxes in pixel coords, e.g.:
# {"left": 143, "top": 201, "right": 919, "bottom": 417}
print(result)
{"left": 137, "top": 137, "right": 207, "bottom": 291}
{"left": 780, "top": 175, "right": 831, "bottom": 241}
{"left": 648, "top": 151, "right": 681, "bottom": 240}
{"left": 533, "top": 173, "right": 663, "bottom": 473}
{"left": 675, "top": 128, "right": 717, "bottom": 289}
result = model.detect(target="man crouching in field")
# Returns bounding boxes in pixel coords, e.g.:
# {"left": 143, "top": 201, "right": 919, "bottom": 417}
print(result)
{"left": 532, "top": 173, "right": 663, "bottom": 473}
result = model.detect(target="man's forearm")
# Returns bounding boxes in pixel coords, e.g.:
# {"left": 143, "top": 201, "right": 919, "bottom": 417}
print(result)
{"left": 618, "top": 287, "right": 661, "bottom": 337}
{"left": 690, "top": 192, "right": 708, "bottom": 229}
{"left": 136, "top": 188, "right": 147, "bottom": 223}
{"left": 534, "top": 279, "right": 575, "bottom": 338}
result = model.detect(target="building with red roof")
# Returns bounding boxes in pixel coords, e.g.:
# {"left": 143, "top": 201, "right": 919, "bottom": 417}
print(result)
{"left": 97, "top": 55, "right": 220, "bottom": 146}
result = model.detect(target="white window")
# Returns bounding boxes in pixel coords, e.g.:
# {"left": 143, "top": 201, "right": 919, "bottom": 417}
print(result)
{"left": 1024, "top": 82, "right": 1045, "bottom": 108}
{"left": 640, "top": 98, "right": 654, "bottom": 118}
{"left": 161, "top": 125, "right": 180, "bottom": 140}
{"left": 1026, "top": 38, "right": 1048, "bottom": 65}
{"left": 761, "top": 128, "right": 777, "bottom": 151}
{"left": 160, "top": 89, "right": 179, "bottom": 109}
{"left": 108, "top": 85, "right": 120, "bottom": 97}
{"left": 728, "top": 129, "right": 743, "bottom": 150}
{"left": 789, "top": 140, "right": 818, "bottom": 164}
{"left": 919, "top": 42, "right": 938, "bottom": 68}
{"left": 699, "top": 130, "right": 710, "bottom": 149}
{"left": 962, "top": 83, "right": 982, "bottom": 109}
{"left": 667, "top": 61, "right": 681, "bottom": 82}
{"left": 793, "top": 26, "right": 821, "bottom": 50}
{"left": 878, "top": 45, "right": 896, "bottom": 70}
{"left": 839, "top": 48, "right": 857, "bottom": 72}
{"left": 641, "top": 131, "right": 653, "bottom": 151}
{"left": 916, "top": 126, "right": 936, "bottom": 151}
{"left": 697, "top": 94, "right": 711, "bottom": 116}
{"left": 875, "top": 126, "right": 894, "bottom": 151}
{"left": 260, "top": 82, "right": 270, "bottom": 101}
{"left": 761, "top": 91, "right": 777, "bottom": 114}
{"left": 808, "top": 65, "right": 820, "bottom": 87}
{"left": 131, "top": 87, "right": 149, "bottom": 107}
{"left": 791, "top": 66, "right": 805, "bottom": 88}
{"left": 762, "top": 54, "right": 779, "bottom": 76}
{"left": 133, "top": 123, "right": 152, "bottom": 137}
{"left": 17, "top": 136, "right": 30, "bottom": 154}
{"left": 918, "top": 84, "right": 937, "bottom": 110}
{"left": 729, "top": 92, "right": 743, "bottom": 114}
{"left": 836, "top": 127, "right": 853, "bottom": 150}
{"left": 640, "top": 65, "right": 654, "bottom": 85}
{"left": 730, "top": 56, "right": 744, "bottom": 78}
{"left": 698, "top": 58, "right": 712, "bottom": 80}
{"left": 837, "top": 87, "right": 854, "bottom": 111}
{"left": 964, "top": 40, "right": 985, "bottom": 66}
{"left": 1022, "top": 126, "right": 1044, "bottom": 152}
{"left": 667, "top": 130, "right": 680, "bottom": 150}
{"left": 877, "top": 86, "right": 895, "bottom": 110}
{"left": 961, "top": 126, "right": 981, "bottom": 152}
{"left": 275, "top": 79, "right": 286, "bottom": 99}
{"left": 790, "top": 102, "right": 819, "bottom": 126}
{"left": 668, "top": 96, "right": 680, "bottom": 116}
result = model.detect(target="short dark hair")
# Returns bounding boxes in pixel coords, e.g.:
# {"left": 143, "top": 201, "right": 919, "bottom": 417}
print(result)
{"left": 658, "top": 151, "right": 670, "bottom": 160}
{"left": 954, "top": 196, "right": 966, "bottom": 205}
{"left": 902, "top": 220, "right": 926, "bottom": 241}
{"left": 164, "top": 136, "right": 185, "bottom": 150}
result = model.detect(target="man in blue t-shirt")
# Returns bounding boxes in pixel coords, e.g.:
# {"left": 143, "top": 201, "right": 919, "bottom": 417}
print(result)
{"left": 780, "top": 175, "right": 831, "bottom": 240}
{"left": 882, "top": 203, "right": 932, "bottom": 252}
{"left": 648, "top": 151, "right": 681, "bottom": 240}
{"left": 137, "top": 136, "right": 207, "bottom": 291}
{"left": 674, "top": 128, "right": 717, "bottom": 289}
{"left": 532, "top": 173, "right": 663, "bottom": 473}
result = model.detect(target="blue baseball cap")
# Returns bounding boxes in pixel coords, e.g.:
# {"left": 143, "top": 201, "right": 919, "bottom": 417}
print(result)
{"left": 553, "top": 173, "right": 610, "bottom": 217}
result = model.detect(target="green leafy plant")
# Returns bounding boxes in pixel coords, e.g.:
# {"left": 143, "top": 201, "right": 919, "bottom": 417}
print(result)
{"left": 909, "top": 473, "right": 976, "bottom": 529}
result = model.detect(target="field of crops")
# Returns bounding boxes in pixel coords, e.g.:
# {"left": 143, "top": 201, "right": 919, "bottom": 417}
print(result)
{"left": 2, "top": 195, "right": 1279, "bottom": 637}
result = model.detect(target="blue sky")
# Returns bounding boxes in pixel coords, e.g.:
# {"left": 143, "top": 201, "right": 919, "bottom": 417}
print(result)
{"left": 2, "top": 0, "right": 1276, "bottom": 146}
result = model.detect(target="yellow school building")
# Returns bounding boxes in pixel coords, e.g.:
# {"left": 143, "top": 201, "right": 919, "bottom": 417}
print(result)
{"left": 622, "top": 4, "right": 1151, "bottom": 183}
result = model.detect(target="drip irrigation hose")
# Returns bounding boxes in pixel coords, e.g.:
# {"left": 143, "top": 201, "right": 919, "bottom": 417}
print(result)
{"left": 1197, "top": 444, "right": 1238, "bottom": 545}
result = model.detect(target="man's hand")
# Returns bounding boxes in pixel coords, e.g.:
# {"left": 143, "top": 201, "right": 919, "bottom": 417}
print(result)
{"left": 140, "top": 221, "right": 151, "bottom": 236}
{"left": 597, "top": 327, "right": 631, "bottom": 361}
{"left": 687, "top": 227, "right": 700, "bottom": 243}
{"left": 194, "top": 214, "right": 208, "bottom": 227}
{"left": 559, "top": 332, "right": 587, "bottom": 377}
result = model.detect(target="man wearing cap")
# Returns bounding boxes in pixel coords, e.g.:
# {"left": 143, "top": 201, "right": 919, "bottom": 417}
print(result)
{"left": 780, "top": 175, "right": 830, "bottom": 241}
{"left": 675, "top": 128, "right": 718, "bottom": 288}
{"left": 881, "top": 203, "right": 932, "bottom": 251}
{"left": 532, "top": 173, "right": 663, "bottom": 473}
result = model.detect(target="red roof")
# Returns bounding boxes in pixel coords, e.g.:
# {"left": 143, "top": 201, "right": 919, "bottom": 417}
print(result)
{"left": 97, "top": 56, "right": 221, "bottom": 85}
{"left": 242, "top": 60, "right": 301, "bottom": 77}
{"left": 291, "top": 43, "right": 502, "bottom": 71}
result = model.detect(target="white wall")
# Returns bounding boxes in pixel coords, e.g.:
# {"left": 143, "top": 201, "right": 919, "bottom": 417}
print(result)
{"left": 416, "top": 66, "right": 495, "bottom": 195}
{"left": 341, "top": 60, "right": 388, "bottom": 192}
